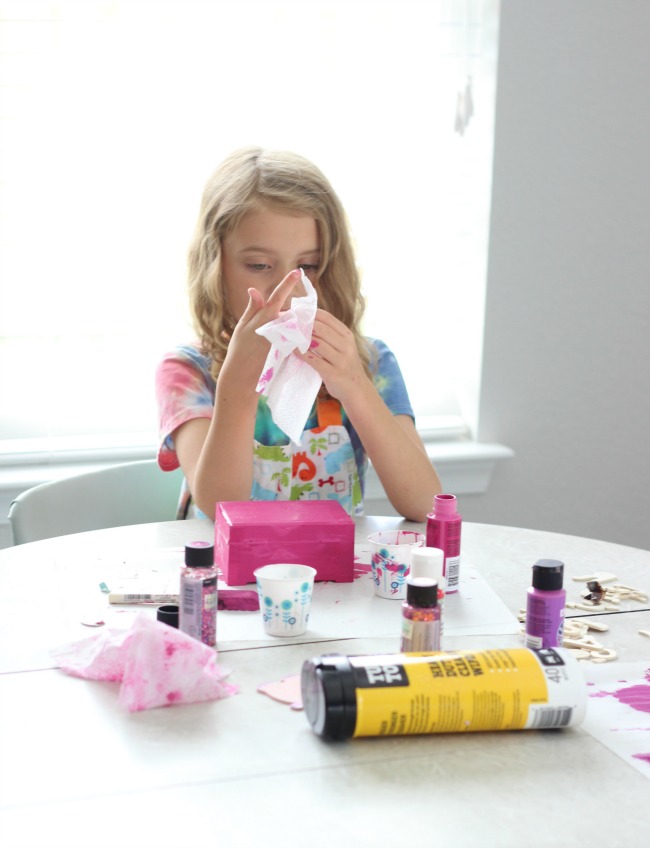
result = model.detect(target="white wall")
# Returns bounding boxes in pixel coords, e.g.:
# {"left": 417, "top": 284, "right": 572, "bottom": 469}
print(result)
{"left": 462, "top": 0, "right": 650, "bottom": 548}
{"left": 4, "top": 2, "right": 649, "bottom": 551}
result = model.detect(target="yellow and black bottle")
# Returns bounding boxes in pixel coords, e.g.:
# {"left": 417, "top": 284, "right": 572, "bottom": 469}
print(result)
{"left": 301, "top": 648, "right": 586, "bottom": 741}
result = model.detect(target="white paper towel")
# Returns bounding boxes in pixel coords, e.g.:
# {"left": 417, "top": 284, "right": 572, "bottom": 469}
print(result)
{"left": 255, "top": 270, "right": 322, "bottom": 444}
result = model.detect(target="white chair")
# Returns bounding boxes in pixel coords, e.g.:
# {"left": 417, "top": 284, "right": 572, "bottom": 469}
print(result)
{"left": 8, "top": 459, "right": 184, "bottom": 545}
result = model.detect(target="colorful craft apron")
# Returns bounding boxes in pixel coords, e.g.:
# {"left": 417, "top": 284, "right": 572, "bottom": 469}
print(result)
{"left": 175, "top": 399, "right": 363, "bottom": 519}
{"left": 251, "top": 398, "right": 363, "bottom": 516}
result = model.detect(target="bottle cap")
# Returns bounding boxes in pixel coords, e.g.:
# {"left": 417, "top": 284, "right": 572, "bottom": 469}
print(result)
{"left": 432, "top": 493, "right": 458, "bottom": 516}
{"left": 185, "top": 540, "right": 215, "bottom": 567}
{"left": 301, "top": 655, "right": 358, "bottom": 740}
{"left": 156, "top": 604, "right": 179, "bottom": 628}
{"left": 410, "top": 547, "right": 445, "bottom": 588}
{"left": 531, "top": 559, "right": 564, "bottom": 591}
{"left": 405, "top": 577, "right": 439, "bottom": 607}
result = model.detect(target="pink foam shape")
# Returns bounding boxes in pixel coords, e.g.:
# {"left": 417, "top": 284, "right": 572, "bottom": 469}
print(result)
{"left": 257, "top": 674, "right": 303, "bottom": 710}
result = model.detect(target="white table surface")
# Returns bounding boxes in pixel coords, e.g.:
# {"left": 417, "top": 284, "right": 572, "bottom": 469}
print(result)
{"left": 1, "top": 517, "right": 649, "bottom": 848}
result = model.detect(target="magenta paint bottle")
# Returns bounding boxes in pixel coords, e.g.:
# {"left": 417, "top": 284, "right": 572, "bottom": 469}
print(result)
{"left": 425, "top": 494, "right": 462, "bottom": 593}
{"left": 525, "top": 559, "right": 566, "bottom": 649}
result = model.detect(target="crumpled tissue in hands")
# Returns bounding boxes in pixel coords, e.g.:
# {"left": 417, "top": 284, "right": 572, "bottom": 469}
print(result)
{"left": 255, "top": 270, "right": 322, "bottom": 444}
{"left": 51, "top": 613, "right": 238, "bottom": 712}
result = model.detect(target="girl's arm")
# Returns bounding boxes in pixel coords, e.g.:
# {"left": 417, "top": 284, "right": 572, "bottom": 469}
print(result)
{"left": 300, "top": 310, "right": 442, "bottom": 522}
{"left": 173, "top": 270, "right": 302, "bottom": 518}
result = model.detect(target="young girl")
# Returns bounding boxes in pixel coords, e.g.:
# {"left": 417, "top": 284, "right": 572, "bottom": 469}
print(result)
{"left": 156, "top": 147, "right": 441, "bottom": 521}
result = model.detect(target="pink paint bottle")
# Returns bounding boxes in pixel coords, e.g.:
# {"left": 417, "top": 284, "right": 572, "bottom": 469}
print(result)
{"left": 525, "top": 559, "right": 566, "bottom": 649}
{"left": 425, "top": 494, "right": 462, "bottom": 593}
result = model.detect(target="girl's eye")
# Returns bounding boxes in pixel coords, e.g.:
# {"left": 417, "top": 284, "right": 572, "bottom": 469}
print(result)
{"left": 247, "top": 263, "right": 270, "bottom": 272}
{"left": 299, "top": 264, "right": 319, "bottom": 274}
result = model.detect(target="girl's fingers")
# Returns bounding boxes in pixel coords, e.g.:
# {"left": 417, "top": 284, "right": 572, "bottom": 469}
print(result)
{"left": 266, "top": 269, "right": 303, "bottom": 312}
{"left": 238, "top": 270, "right": 303, "bottom": 329}
{"left": 238, "top": 287, "right": 265, "bottom": 326}
{"left": 311, "top": 312, "right": 355, "bottom": 356}
{"left": 311, "top": 309, "right": 336, "bottom": 334}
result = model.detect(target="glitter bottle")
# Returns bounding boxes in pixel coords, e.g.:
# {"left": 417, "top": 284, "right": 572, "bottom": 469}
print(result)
{"left": 410, "top": 546, "right": 446, "bottom": 640}
{"left": 179, "top": 541, "right": 217, "bottom": 647}
{"left": 400, "top": 577, "right": 441, "bottom": 653}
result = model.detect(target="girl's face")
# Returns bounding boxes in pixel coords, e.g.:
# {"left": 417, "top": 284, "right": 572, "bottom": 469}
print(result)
{"left": 221, "top": 205, "right": 320, "bottom": 320}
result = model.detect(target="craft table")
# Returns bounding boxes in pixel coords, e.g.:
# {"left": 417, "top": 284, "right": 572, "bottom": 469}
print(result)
{"left": 0, "top": 517, "right": 649, "bottom": 847}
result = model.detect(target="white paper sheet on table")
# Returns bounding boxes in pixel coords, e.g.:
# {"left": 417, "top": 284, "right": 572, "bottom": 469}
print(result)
{"left": 581, "top": 661, "right": 650, "bottom": 780}
{"left": 219, "top": 559, "right": 520, "bottom": 643}
{"left": 80, "top": 545, "right": 518, "bottom": 641}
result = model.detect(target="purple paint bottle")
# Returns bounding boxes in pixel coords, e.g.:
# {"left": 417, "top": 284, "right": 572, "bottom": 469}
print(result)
{"left": 425, "top": 494, "right": 462, "bottom": 593}
{"left": 179, "top": 541, "right": 218, "bottom": 647}
{"left": 525, "top": 559, "right": 566, "bottom": 649}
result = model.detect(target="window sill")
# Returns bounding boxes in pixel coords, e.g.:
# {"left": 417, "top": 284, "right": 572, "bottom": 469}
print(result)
{"left": 0, "top": 439, "right": 513, "bottom": 547}
{"left": 363, "top": 440, "right": 514, "bottom": 504}
{"left": 0, "top": 439, "right": 513, "bottom": 494}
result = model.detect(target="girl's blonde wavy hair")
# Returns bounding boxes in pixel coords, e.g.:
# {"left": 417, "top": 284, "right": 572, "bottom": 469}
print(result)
{"left": 187, "top": 147, "right": 371, "bottom": 380}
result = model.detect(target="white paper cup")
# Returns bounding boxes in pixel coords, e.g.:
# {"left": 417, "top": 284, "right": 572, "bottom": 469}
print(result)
{"left": 368, "top": 530, "right": 425, "bottom": 599}
{"left": 254, "top": 564, "right": 317, "bottom": 637}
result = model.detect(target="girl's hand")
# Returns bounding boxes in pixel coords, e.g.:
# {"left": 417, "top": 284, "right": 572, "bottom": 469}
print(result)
{"left": 221, "top": 269, "right": 303, "bottom": 388}
{"left": 299, "top": 309, "right": 370, "bottom": 402}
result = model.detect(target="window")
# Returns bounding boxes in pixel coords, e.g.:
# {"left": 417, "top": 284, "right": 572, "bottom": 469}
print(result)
{"left": 0, "top": 0, "right": 499, "bottom": 460}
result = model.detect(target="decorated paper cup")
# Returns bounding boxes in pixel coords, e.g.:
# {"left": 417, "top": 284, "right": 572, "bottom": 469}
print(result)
{"left": 254, "top": 564, "right": 317, "bottom": 637}
{"left": 368, "top": 531, "right": 425, "bottom": 599}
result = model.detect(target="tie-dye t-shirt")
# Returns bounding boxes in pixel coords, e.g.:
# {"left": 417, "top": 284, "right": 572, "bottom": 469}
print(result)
{"left": 155, "top": 338, "right": 414, "bottom": 504}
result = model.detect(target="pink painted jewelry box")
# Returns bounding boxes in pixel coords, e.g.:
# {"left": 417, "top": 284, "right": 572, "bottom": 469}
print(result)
{"left": 214, "top": 501, "right": 355, "bottom": 586}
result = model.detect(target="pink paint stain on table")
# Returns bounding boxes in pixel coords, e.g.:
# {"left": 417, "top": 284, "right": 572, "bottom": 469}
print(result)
{"left": 588, "top": 668, "right": 650, "bottom": 769}
{"left": 588, "top": 669, "right": 650, "bottom": 714}
{"left": 353, "top": 553, "right": 372, "bottom": 580}
{"left": 612, "top": 681, "right": 650, "bottom": 715}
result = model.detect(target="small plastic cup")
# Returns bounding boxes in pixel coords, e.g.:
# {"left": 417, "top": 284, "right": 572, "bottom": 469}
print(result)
{"left": 254, "top": 564, "right": 317, "bottom": 637}
{"left": 368, "top": 530, "right": 425, "bottom": 599}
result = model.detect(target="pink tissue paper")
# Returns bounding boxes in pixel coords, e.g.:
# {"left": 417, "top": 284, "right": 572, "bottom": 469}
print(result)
{"left": 51, "top": 614, "right": 238, "bottom": 712}
{"left": 255, "top": 269, "right": 322, "bottom": 444}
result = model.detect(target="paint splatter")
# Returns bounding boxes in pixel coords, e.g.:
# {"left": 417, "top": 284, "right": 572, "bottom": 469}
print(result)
{"left": 632, "top": 753, "right": 650, "bottom": 764}
{"left": 353, "top": 553, "right": 372, "bottom": 580}
{"left": 588, "top": 668, "right": 650, "bottom": 714}
{"left": 258, "top": 367, "right": 274, "bottom": 390}
{"left": 611, "top": 684, "right": 650, "bottom": 715}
